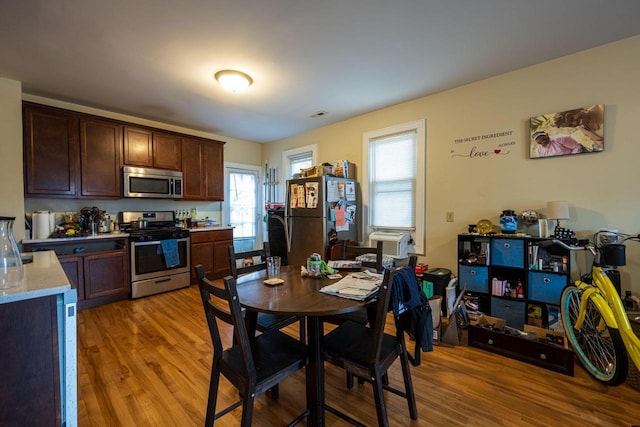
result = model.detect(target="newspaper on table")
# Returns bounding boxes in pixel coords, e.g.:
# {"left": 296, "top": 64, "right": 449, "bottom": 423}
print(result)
{"left": 320, "top": 271, "right": 384, "bottom": 301}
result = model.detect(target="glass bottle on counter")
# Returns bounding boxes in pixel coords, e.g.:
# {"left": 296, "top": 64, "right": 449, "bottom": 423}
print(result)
{"left": 0, "top": 216, "right": 24, "bottom": 289}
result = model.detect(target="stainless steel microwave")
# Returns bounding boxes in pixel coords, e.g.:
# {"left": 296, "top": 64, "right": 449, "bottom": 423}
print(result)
{"left": 123, "top": 166, "right": 183, "bottom": 199}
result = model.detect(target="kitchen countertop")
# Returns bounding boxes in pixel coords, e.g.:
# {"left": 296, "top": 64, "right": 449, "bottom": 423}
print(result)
{"left": 23, "top": 232, "right": 130, "bottom": 245}
{"left": 21, "top": 226, "right": 234, "bottom": 245}
{"left": 187, "top": 225, "right": 234, "bottom": 232}
{"left": 0, "top": 250, "right": 72, "bottom": 304}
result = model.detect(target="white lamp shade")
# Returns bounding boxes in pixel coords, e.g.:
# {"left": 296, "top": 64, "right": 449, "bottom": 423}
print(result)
{"left": 215, "top": 70, "right": 253, "bottom": 93}
{"left": 546, "top": 200, "right": 570, "bottom": 220}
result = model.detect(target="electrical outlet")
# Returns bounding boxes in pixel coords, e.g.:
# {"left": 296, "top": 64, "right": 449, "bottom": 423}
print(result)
{"left": 446, "top": 211, "right": 454, "bottom": 222}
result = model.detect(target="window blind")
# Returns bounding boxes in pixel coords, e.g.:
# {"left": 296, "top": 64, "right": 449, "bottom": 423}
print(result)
{"left": 370, "top": 130, "right": 417, "bottom": 229}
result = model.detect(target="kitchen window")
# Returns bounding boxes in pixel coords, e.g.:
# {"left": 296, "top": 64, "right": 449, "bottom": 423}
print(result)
{"left": 282, "top": 144, "right": 317, "bottom": 179}
{"left": 362, "top": 119, "right": 425, "bottom": 254}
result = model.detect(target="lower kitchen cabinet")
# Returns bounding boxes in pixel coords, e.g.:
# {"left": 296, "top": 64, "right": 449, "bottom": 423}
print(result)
{"left": 24, "top": 237, "right": 130, "bottom": 309}
{"left": 190, "top": 228, "right": 234, "bottom": 282}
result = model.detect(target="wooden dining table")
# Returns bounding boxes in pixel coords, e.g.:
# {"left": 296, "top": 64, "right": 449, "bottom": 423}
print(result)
{"left": 235, "top": 264, "right": 370, "bottom": 427}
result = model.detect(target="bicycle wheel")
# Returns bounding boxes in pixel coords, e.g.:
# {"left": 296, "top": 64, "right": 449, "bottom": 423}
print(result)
{"left": 561, "top": 285, "right": 628, "bottom": 385}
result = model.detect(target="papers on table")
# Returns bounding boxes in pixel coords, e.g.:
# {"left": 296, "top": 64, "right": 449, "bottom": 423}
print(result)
{"left": 320, "top": 271, "right": 383, "bottom": 301}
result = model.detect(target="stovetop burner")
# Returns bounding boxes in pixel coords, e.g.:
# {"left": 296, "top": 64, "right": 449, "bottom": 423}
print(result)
{"left": 120, "top": 210, "right": 190, "bottom": 241}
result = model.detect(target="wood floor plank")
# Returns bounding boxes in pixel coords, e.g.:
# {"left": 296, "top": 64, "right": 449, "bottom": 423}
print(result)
{"left": 77, "top": 284, "right": 640, "bottom": 426}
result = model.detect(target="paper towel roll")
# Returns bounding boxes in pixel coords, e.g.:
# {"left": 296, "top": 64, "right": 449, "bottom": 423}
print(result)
{"left": 34, "top": 211, "right": 54, "bottom": 239}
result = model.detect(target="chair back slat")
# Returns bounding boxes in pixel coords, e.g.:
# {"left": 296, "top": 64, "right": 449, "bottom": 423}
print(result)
{"left": 334, "top": 240, "right": 384, "bottom": 273}
{"left": 228, "top": 242, "right": 271, "bottom": 278}
{"left": 194, "top": 264, "right": 256, "bottom": 378}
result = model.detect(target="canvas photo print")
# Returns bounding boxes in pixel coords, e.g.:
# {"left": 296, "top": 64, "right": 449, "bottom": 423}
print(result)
{"left": 529, "top": 104, "right": 604, "bottom": 159}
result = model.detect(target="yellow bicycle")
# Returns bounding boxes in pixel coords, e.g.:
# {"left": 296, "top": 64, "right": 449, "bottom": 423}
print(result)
{"left": 550, "top": 232, "right": 640, "bottom": 385}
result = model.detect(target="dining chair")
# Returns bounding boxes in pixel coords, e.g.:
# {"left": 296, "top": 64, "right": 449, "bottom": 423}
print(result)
{"left": 323, "top": 240, "right": 384, "bottom": 327}
{"left": 323, "top": 261, "right": 419, "bottom": 427}
{"left": 228, "top": 243, "right": 305, "bottom": 343}
{"left": 342, "top": 240, "right": 384, "bottom": 273}
{"left": 195, "top": 265, "right": 309, "bottom": 427}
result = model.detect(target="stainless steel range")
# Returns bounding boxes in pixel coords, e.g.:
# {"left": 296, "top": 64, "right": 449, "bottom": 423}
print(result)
{"left": 121, "top": 211, "right": 190, "bottom": 299}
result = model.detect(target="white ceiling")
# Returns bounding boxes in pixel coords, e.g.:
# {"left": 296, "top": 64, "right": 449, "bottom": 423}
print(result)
{"left": 2, "top": 1, "right": 640, "bottom": 143}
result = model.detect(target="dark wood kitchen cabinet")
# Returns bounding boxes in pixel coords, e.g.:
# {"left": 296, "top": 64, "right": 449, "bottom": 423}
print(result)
{"left": 25, "top": 237, "right": 130, "bottom": 309}
{"left": 124, "top": 126, "right": 181, "bottom": 171}
{"left": 23, "top": 103, "right": 122, "bottom": 199}
{"left": 80, "top": 117, "right": 123, "bottom": 198}
{"left": 23, "top": 103, "right": 80, "bottom": 197}
{"left": 190, "top": 228, "right": 234, "bottom": 282}
{"left": 181, "top": 137, "right": 225, "bottom": 201}
{"left": 23, "top": 102, "right": 225, "bottom": 200}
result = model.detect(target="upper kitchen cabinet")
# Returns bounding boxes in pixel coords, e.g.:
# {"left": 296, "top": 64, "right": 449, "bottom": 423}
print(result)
{"left": 181, "top": 137, "right": 225, "bottom": 201}
{"left": 80, "top": 117, "right": 122, "bottom": 198}
{"left": 124, "top": 126, "right": 181, "bottom": 171}
{"left": 23, "top": 103, "right": 81, "bottom": 197}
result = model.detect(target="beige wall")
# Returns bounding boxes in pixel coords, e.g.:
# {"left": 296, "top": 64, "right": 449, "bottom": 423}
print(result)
{"left": 0, "top": 77, "right": 25, "bottom": 240}
{"left": 263, "top": 35, "right": 640, "bottom": 293}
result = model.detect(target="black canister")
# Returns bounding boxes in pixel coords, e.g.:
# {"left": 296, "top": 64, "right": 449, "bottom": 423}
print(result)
{"left": 423, "top": 267, "right": 452, "bottom": 314}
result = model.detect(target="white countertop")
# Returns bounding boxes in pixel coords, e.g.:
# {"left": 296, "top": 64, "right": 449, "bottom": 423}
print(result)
{"left": 23, "top": 232, "right": 130, "bottom": 245}
{"left": 0, "top": 251, "right": 72, "bottom": 304}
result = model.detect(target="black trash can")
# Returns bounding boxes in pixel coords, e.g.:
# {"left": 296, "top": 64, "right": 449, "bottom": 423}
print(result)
{"left": 423, "top": 267, "right": 451, "bottom": 314}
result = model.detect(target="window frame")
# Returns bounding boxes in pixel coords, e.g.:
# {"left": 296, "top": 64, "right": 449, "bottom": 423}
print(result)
{"left": 362, "top": 119, "right": 426, "bottom": 254}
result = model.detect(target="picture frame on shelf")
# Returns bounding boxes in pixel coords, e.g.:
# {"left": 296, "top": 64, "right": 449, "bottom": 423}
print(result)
{"left": 529, "top": 104, "right": 604, "bottom": 159}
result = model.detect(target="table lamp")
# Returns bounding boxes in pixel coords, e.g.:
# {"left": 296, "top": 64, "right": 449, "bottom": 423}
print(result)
{"left": 546, "top": 200, "right": 570, "bottom": 237}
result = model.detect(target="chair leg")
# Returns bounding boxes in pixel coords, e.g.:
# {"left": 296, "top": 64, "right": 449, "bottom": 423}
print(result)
{"left": 346, "top": 372, "right": 354, "bottom": 389}
{"left": 268, "top": 384, "right": 280, "bottom": 400}
{"left": 206, "top": 367, "right": 220, "bottom": 427}
{"left": 299, "top": 318, "right": 306, "bottom": 343}
{"left": 240, "top": 393, "right": 255, "bottom": 427}
{"left": 371, "top": 369, "right": 389, "bottom": 427}
{"left": 399, "top": 348, "right": 418, "bottom": 420}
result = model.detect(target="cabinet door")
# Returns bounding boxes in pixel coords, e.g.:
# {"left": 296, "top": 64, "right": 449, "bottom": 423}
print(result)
{"left": 59, "top": 255, "right": 85, "bottom": 301}
{"left": 181, "top": 137, "right": 205, "bottom": 200}
{"left": 80, "top": 118, "right": 123, "bottom": 198}
{"left": 123, "top": 126, "right": 153, "bottom": 167}
{"left": 203, "top": 140, "right": 224, "bottom": 201}
{"left": 23, "top": 103, "right": 80, "bottom": 197}
{"left": 83, "top": 250, "right": 129, "bottom": 299}
{"left": 153, "top": 132, "right": 181, "bottom": 170}
{"left": 191, "top": 242, "right": 214, "bottom": 282}
{"left": 212, "top": 239, "right": 233, "bottom": 278}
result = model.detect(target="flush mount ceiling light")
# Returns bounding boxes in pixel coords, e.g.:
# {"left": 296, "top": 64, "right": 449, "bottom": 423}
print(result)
{"left": 214, "top": 70, "right": 253, "bottom": 93}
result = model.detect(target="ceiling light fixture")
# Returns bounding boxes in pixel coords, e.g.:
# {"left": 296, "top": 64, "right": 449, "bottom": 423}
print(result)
{"left": 214, "top": 70, "right": 253, "bottom": 93}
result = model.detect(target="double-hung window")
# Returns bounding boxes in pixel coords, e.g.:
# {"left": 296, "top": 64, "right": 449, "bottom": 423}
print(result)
{"left": 362, "top": 119, "right": 425, "bottom": 254}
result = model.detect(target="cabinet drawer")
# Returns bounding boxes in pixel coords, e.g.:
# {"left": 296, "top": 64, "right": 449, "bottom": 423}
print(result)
{"left": 189, "top": 229, "right": 233, "bottom": 244}
{"left": 528, "top": 271, "right": 567, "bottom": 305}
{"left": 459, "top": 265, "right": 489, "bottom": 293}
{"left": 490, "top": 238, "right": 524, "bottom": 268}
{"left": 491, "top": 297, "right": 526, "bottom": 329}
{"left": 468, "top": 325, "right": 574, "bottom": 376}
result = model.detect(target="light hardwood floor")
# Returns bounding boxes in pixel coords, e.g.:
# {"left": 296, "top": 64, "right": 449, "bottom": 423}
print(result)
{"left": 77, "top": 284, "right": 640, "bottom": 426}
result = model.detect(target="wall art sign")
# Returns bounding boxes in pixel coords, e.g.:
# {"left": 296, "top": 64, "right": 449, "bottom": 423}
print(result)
{"left": 450, "top": 130, "right": 515, "bottom": 160}
{"left": 529, "top": 104, "right": 604, "bottom": 159}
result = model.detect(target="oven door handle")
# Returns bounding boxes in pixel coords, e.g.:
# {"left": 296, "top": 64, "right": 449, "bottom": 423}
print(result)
{"left": 133, "top": 238, "right": 189, "bottom": 246}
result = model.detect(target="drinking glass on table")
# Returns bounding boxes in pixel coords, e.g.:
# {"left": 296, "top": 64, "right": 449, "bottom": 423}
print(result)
{"left": 267, "top": 256, "right": 281, "bottom": 278}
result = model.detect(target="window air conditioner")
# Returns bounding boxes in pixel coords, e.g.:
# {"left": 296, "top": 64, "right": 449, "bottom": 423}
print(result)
{"left": 369, "top": 232, "right": 410, "bottom": 259}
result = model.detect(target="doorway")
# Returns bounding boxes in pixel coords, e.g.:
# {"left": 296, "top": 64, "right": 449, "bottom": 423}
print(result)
{"left": 225, "top": 163, "right": 261, "bottom": 252}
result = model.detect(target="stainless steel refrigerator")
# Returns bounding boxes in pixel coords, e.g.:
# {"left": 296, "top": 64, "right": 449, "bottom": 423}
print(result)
{"left": 285, "top": 176, "right": 358, "bottom": 266}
